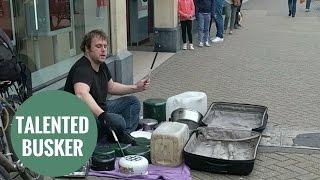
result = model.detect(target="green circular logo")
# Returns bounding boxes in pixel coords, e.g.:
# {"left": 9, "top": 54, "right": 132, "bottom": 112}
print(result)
{"left": 10, "top": 90, "right": 97, "bottom": 177}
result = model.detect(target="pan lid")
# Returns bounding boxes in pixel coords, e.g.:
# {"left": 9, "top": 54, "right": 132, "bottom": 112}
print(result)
{"left": 201, "top": 102, "right": 268, "bottom": 132}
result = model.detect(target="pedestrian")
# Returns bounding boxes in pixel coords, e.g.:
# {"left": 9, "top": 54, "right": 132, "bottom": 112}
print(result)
{"left": 288, "top": 0, "right": 297, "bottom": 17}
{"left": 211, "top": 0, "right": 224, "bottom": 43}
{"left": 305, "top": 0, "right": 311, "bottom": 12}
{"left": 64, "top": 29, "right": 150, "bottom": 145}
{"left": 234, "top": 0, "right": 243, "bottom": 29}
{"left": 223, "top": 0, "right": 239, "bottom": 35}
{"left": 196, "top": 0, "right": 215, "bottom": 47}
{"left": 178, "top": 0, "right": 196, "bottom": 50}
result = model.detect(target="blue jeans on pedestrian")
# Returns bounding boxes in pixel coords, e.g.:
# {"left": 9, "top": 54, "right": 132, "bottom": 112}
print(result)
{"left": 197, "top": 12, "right": 211, "bottom": 43}
{"left": 306, "top": 0, "right": 311, "bottom": 9}
{"left": 214, "top": 0, "right": 224, "bottom": 38}
{"left": 105, "top": 95, "right": 140, "bottom": 133}
{"left": 288, "top": 0, "right": 297, "bottom": 16}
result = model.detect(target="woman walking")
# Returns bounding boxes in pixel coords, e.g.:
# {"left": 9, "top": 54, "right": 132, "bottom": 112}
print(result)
{"left": 178, "top": 0, "right": 195, "bottom": 50}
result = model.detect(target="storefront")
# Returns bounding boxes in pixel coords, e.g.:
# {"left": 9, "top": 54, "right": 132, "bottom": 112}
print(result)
{"left": 0, "top": 0, "right": 132, "bottom": 91}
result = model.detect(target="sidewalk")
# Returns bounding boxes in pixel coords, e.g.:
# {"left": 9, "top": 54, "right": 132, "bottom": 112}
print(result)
{"left": 132, "top": 0, "right": 320, "bottom": 179}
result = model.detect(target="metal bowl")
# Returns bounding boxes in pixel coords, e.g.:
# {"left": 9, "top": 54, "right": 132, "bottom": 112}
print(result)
{"left": 170, "top": 108, "right": 204, "bottom": 130}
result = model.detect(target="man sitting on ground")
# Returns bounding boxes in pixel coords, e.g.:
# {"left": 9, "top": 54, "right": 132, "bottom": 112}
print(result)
{"left": 64, "top": 29, "right": 150, "bottom": 144}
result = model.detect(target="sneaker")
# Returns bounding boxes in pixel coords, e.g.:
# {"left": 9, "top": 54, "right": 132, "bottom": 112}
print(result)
{"left": 189, "top": 44, "right": 194, "bottom": 50}
{"left": 182, "top": 43, "right": 187, "bottom": 50}
{"left": 211, "top": 37, "right": 224, "bottom": 43}
{"left": 205, "top": 41, "right": 211, "bottom": 47}
{"left": 229, "top": 30, "right": 233, "bottom": 35}
{"left": 305, "top": 9, "right": 310, "bottom": 12}
{"left": 199, "top": 42, "right": 203, "bottom": 47}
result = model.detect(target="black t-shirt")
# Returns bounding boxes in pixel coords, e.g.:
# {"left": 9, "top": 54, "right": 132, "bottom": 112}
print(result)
{"left": 64, "top": 56, "right": 112, "bottom": 109}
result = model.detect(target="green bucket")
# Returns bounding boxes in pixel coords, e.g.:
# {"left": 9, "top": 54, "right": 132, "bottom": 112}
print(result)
{"left": 124, "top": 146, "right": 151, "bottom": 162}
{"left": 143, "top": 98, "right": 166, "bottom": 123}
{"left": 109, "top": 143, "right": 131, "bottom": 157}
{"left": 134, "top": 137, "right": 150, "bottom": 147}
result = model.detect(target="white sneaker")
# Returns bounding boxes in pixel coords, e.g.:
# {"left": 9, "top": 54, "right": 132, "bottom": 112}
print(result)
{"left": 211, "top": 37, "right": 224, "bottom": 43}
{"left": 199, "top": 42, "right": 203, "bottom": 47}
{"left": 205, "top": 41, "right": 211, "bottom": 47}
{"left": 189, "top": 44, "right": 194, "bottom": 50}
{"left": 182, "top": 43, "right": 187, "bottom": 50}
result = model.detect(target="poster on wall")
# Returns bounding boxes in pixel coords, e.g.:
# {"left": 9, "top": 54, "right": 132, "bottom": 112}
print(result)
{"left": 49, "top": 0, "right": 72, "bottom": 31}
{"left": 138, "top": 0, "right": 148, "bottom": 19}
{"left": 96, "top": 0, "right": 109, "bottom": 18}
{"left": 0, "top": 0, "right": 13, "bottom": 40}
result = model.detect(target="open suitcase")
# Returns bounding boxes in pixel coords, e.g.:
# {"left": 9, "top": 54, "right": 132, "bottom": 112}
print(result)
{"left": 184, "top": 102, "right": 268, "bottom": 175}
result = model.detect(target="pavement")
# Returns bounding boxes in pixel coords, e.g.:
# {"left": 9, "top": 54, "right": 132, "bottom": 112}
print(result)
{"left": 49, "top": 0, "right": 320, "bottom": 179}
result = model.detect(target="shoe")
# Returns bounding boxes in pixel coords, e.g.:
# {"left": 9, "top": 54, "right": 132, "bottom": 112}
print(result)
{"left": 205, "top": 41, "right": 211, "bottom": 47}
{"left": 289, "top": 11, "right": 291, "bottom": 16}
{"left": 118, "top": 133, "right": 135, "bottom": 144}
{"left": 305, "top": 9, "right": 310, "bottom": 12}
{"left": 182, "top": 43, "right": 187, "bottom": 50}
{"left": 199, "top": 42, "right": 203, "bottom": 47}
{"left": 292, "top": 14, "right": 295, "bottom": 17}
{"left": 211, "top": 37, "right": 224, "bottom": 43}
{"left": 229, "top": 30, "right": 233, "bottom": 35}
{"left": 189, "top": 44, "right": 194, "bottom": 50}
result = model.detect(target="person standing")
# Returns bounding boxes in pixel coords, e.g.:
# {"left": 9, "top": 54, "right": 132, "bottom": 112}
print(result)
{"left": 288, "top": 0, "right": 297, "bottom": 17}
{"left": 223, "top": 0, "right": 239, "bottom": 35}
{"left": 196, "top": 0, "right": 215, "bottom": 47}
{"left": 178, "top": 0, "right": 195, "bottom": 50}
{"left": 211, "top": 0, "right": 224, "bottom": 43}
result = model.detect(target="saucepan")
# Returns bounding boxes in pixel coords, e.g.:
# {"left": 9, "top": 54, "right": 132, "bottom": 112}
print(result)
{"left": 169, "top": 108, "right": 204, "bottom": 131}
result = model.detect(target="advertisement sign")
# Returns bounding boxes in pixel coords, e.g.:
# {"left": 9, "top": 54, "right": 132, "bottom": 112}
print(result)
{"left": 49, "top": 0, "right": 72, "bottom": 31}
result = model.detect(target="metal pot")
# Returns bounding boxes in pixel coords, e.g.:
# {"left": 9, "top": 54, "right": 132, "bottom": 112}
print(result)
{"left": 170, "top": 108, "right": 204, "bottom": 131}
{"left": 139, "top": 118, "right": 158, "bottom": 131}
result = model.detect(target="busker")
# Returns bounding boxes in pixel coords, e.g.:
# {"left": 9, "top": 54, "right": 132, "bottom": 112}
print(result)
{"left": 64, "top": 29, "right": 150, "bottom": 145}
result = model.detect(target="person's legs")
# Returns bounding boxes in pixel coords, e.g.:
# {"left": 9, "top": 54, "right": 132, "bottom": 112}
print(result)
{"left": 197, "top": 13, "right": 205, "bottom": 45}
{"left": 229, "top": 5, "right": 238, "bottom": 33}
{"left": 291, "top": 0, "right": 297, "bottom": 17}
{"left": 214, "top": 0, "right": 224, "bottom": 38}
{"left": 96, "top": 113, "right": 126, "bottom": 145}
{"left": 181, "top": 20, "right": 187, "bottom": 44}
{"left": 224, "top": 3, "right": 231, "bottom": 31}
{"left": 203, "top": 13, "right": 211, "bottom": 44}
{"left": 106, "top": 96, "right": 141, "bottom": 133}
{"left": 186, "top": 20, "right": 193, "bottom": 44}
{"left": 306, "top": 0, "right": 311, "bottom": 10}
{"left": 288, "top": 0, "right": 292, "bottom": 16}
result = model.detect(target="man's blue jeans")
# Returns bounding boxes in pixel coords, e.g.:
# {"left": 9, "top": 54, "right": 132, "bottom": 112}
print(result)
{"left": 213, "top": 0, "right": 224, "bottom": 38}
{"left": 97, "top": 96, "right": 140, "bottom": 144}
{"left": 197, "top": 13, "right": 211, "bottom": 43}
{"left": 288, "top": 0, "right": 297, "bottom": 16}
{"left": 306, "top": 0, "right": 311, "bottom": 9}
{"left": 106, "top": 96, "right": 140, "bottom": 133}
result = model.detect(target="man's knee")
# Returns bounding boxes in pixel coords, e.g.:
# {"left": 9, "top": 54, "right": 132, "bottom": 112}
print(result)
{"left": 126, "top": 96, "right": 141, "bottom": 111}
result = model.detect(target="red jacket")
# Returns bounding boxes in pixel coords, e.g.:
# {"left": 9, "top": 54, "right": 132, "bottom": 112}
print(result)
{"left": 178, "top": 0, "right": 195, "bottom": 21}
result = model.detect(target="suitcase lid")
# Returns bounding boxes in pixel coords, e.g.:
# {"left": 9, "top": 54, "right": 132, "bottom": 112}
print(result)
{"left": 201, "top": 102, "right": 268, "bottom": 132}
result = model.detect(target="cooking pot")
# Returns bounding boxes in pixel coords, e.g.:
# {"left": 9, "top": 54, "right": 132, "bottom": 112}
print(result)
{"left": 119, "top": 155, "right": 149, "bottom": 175}
{"left": 139, "top": 118, "right": 158, "bottom": 131}
{"left": 170, "top": 108, "right": 204, "bottom": 131}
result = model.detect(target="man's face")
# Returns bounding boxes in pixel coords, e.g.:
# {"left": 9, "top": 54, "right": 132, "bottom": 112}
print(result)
{"left": 86, "top": 37, "right": 107, "bottom": 64}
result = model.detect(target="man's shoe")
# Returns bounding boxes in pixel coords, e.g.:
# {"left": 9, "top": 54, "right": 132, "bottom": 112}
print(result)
{"left": 189, "top": 44, "right": 194, "bottom": 50}
{"left": 205, "top": 41, "right": 211, "bottom": 47}
{"left": 211, "top": 37, "right": 224, "bottom": 43}
{"left": 198, "top": 42, "right": 203, "bottom": 47}
{"left": 289, "top": 11, "right": 291, "bottom": 16}
{"left": 305, "top": 9, "right": 310, "bottom": 12}
{"left": 118, "top": 133, "right": 135, "bottom": 144}
{"left": 182, "top": 43, "right": 187, "bottom": 50}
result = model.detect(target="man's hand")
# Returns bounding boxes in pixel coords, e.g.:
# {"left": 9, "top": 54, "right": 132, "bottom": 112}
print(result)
{"left": 135, "top": 78, "right": 150, "bottom": 92}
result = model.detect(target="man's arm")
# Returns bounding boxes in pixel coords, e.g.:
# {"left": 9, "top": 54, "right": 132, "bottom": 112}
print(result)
{"left": 107, "top": 78, "right": 150, "bottom": 95}
{"left": 74, "top": 82, "right": 104, "bottom": 117}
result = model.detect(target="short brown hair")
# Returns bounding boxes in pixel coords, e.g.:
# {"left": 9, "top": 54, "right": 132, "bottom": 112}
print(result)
{"left": 80, "top": 29, "right": 108, "bottom": 53}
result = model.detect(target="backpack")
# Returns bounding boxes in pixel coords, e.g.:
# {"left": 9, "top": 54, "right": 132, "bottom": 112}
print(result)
{"left": 0, "top": 28, "right": 32, "bottom": 101}
{"left": 0, "top": 32, "right": 21, "bottom": 82}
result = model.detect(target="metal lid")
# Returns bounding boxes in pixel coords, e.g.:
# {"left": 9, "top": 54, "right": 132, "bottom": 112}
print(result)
{"left": 140, "top": 118, "right": 158, "bottom": 126}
